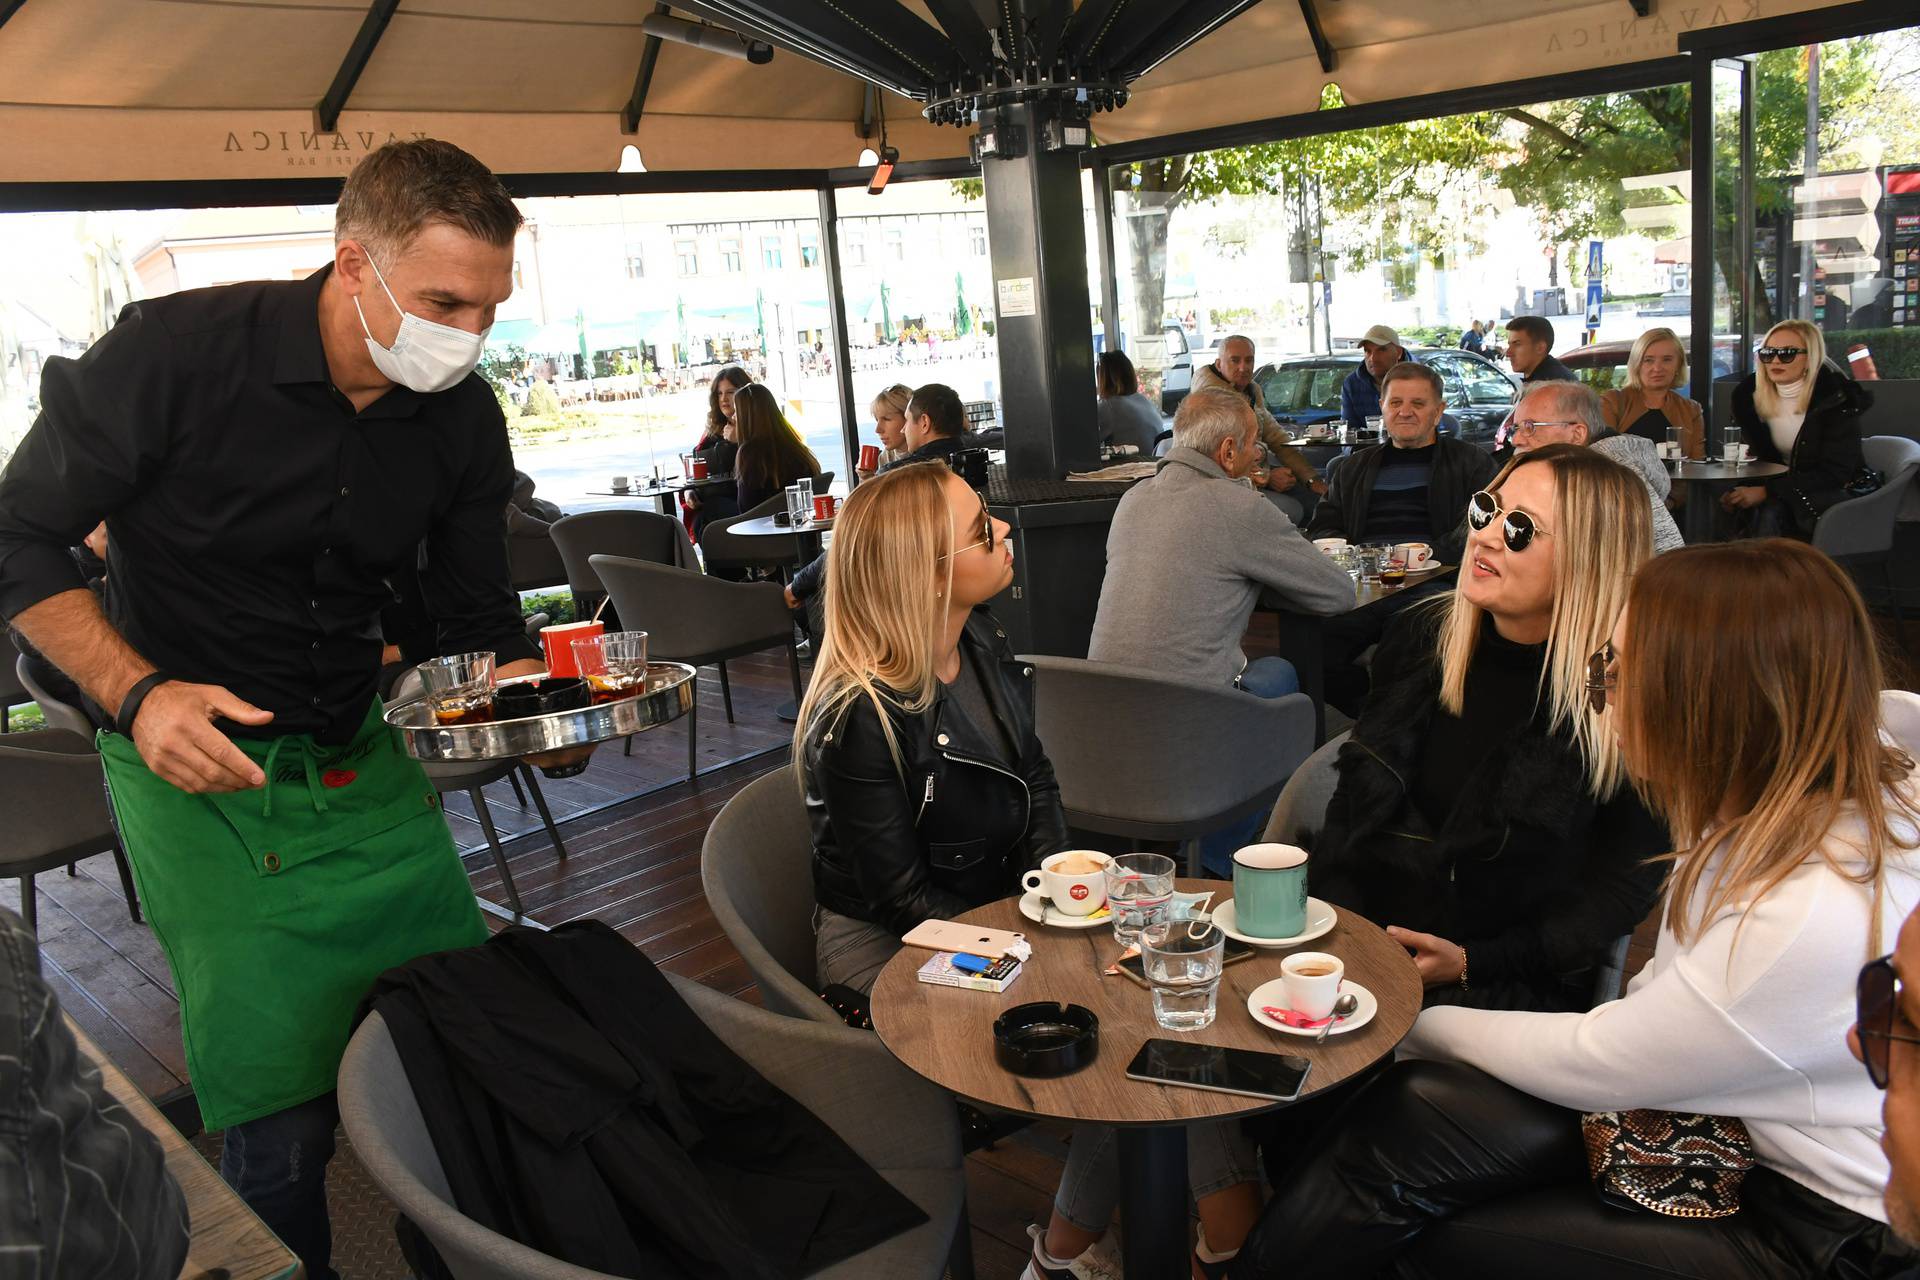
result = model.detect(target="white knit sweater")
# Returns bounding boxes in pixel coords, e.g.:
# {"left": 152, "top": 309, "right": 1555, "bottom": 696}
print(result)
{"left": 1402, "top": 690, "right": 1920, "bottom": 1222}
{"left": 1766, "top": 374, "right": 1811, "bottom": 457}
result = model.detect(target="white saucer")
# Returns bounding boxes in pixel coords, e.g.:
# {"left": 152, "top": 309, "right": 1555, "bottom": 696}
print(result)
{"left": 1017, "top": 890, "right": 1112, "bottom": 930}
{"left": 1212, "top": 897, "right": 1337, "bottom": 948}
{"left": 1246, "top": 977, "right": 1378, "bottom": 1037}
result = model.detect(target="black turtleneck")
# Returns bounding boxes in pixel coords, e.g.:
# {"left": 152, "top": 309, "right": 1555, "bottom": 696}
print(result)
{"left": 1410, "top": 614, "right": 1547, "bottom": 829}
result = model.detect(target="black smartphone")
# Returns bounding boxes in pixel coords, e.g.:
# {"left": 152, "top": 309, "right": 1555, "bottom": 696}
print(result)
{"left": 1124, "top": 1039, "right": 1312, "bottom": 1103}
{"left": 1114, "top": 938, "right": 1255, "bottom": 989}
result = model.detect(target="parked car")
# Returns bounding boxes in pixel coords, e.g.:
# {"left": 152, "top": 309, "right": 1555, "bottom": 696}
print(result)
{"left": 1252, "top": 346, "right": 1519, "bottom": 444}
{"left": 1558, "top": 334, "right": 1738, "bottom": 394}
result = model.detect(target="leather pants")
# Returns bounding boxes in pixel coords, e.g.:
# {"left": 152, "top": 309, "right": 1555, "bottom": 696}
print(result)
{"left": 1234, "top": 1060, "right": 1919, "bottom": 1280}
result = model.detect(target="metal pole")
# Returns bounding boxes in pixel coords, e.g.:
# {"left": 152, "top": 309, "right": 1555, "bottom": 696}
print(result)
{"left": 816, "top": 186, "right": 860, "bottom": 485}
{"left": 1314, "top": 176, "right": 1329, "bottom": 353}
{"left": 1689, "top": 55, "right": 1716, "bottom": 416}
{"left": 1800, "top": 43, "right": 1820, "bottom": 318}
{"left": 1092, "top": 161, "right": 1122, "bottom": 356}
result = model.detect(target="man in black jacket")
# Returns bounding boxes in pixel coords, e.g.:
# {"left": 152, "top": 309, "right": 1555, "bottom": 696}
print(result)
{"left": 1306, "top": 363, "right": 1497, "bottom": 715}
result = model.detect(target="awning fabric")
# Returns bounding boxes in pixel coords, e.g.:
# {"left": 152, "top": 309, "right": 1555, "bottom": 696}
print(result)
{"left": 0, "top": 0, "right": 1867, "bottom": 184}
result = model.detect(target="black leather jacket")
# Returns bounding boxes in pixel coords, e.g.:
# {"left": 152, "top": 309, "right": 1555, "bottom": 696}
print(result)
{"left": 806, "top": 609, "right": 1069, "bottom": 936}
{"left": 1732, "top": 361, "right": 1872, "bottom": 531}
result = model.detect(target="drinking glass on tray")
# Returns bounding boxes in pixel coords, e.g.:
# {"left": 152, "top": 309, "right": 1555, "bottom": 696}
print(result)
{"left": 573, "top": 631, "right": 651, "bottom": 703}
{"left": 418, "top": 651, "right": 496, "bottom": 725}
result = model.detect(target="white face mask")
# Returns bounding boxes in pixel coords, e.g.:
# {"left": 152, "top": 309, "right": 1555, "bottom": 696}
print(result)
{"left": 353, "top": 254, "right": 489, "bottom": 393}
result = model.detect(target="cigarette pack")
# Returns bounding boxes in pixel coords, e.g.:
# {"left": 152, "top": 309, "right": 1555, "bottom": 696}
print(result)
{"left": 916, "top": 951, "right": 1024, "bottom": 994}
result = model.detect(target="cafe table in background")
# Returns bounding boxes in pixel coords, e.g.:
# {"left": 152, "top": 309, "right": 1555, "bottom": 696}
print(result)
{"left": 868, "top": 879, "right": 1420, "bottom": 1279}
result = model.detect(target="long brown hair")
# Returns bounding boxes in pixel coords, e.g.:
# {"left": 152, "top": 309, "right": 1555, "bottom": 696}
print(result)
{"left": 1620, "top": 540, "right": 1918, "bottom": 947}
{"left": 795, "top": 464, "right": 955, "bottom": 779}
{"left": 732, "top": 383, "right": 819, "bottom": 493}
{"left": 1435, "top": 444, "right": 1650, "bottom": 797}
{"left": 705, "top": 365, "right": 752, "bottom": 435}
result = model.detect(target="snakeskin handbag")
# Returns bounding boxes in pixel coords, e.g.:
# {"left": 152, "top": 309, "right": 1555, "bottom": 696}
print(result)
{"left": 1580, "top": 1109, "right": 1756, "bottom": 1219}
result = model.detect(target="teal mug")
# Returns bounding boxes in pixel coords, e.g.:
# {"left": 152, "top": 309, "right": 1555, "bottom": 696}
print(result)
{"left": 1232, "top": 843, "right": 1309, "bottom": 938}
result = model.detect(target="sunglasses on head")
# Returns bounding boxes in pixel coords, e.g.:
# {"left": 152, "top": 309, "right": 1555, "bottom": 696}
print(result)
{"left": 1857, "top": 955, "right": 1920, "bottom": 1089}
{"left": 1466, "top": 489, "right": 1553, "bottom": 552}
{"left": 1757, "top": 346, "right": 1807, "bottom": 363}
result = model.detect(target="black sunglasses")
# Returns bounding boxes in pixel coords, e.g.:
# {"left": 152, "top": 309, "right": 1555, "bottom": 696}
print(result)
{"left": 1857, "top": 955, "right": 1920, "bottom": 1089}
{"left": 1757, "top": 346, "right": 1807, "bottom": 363}
{"left": 1467, "top": 489, "right": 1553, "bottom": 553}
{"left": 1585, "top": 642, "right": 1617, "bottom": 715}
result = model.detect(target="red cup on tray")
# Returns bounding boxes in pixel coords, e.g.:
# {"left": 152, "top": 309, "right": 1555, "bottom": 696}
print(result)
{"left": 859, "top": 443, "right": 881, "bottom": 471}
{"left": 539, "top": 620, "right": 603, "bottom": 679}
{"left": 813, "top": 494, "right": 838, "bottom": 521}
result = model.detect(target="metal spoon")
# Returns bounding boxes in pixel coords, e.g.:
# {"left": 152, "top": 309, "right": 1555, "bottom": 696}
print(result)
{"left": 1314, "top": 993, "right": 1360, "bottom": 1044}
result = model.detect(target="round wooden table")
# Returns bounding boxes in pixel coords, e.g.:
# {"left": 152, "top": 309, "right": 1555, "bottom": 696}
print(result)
{"left": 1665, "top": 458, "right": 1788, "bottom": 544}
{"left": 869, "top": 880, "right": 1421, "bottom": 1277}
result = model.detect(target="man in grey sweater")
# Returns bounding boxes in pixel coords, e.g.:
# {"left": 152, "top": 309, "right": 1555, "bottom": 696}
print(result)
{"left": 1090, "top": 390, "right": 1357, "bottom": 695}
{"left": 1506, "top": 381, "right": 1685, "bottom": 553}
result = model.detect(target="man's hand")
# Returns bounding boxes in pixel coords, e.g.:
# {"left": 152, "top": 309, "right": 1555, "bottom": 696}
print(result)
{"left": 784, "top": 585, "right": 800, "bottom": 611}
{"left": 129, "top": 681, "right": 274, "bottom": 794}
{"left": 1721, "top": 484, "right": 1768, "bottom": 511}
{"left": 1265, "top": 467, "right": 1299, "bottom": 494}
{"left": 1385, "top": 925, "right": 1467, "bottom": 988}
{"left": 1309, "top": 478, "right": 1329, "bottom": 496}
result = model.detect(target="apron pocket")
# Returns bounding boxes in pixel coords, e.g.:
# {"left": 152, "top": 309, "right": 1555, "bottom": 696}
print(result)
{"left": 205, "top": 744, "right": 441, "bottom": 879}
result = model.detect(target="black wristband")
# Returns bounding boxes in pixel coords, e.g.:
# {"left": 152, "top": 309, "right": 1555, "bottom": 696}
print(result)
{"left": 115, "top": 672, "right": 173, "bottom": 737}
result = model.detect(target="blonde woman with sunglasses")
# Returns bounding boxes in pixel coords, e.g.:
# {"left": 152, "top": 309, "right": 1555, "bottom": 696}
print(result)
{"left": 800, "top": 463, "right": 1067, "bottom": 996}
{"left": 1723, "top": 319, "right": 1874, "bottom": 538}
{"left": 1238, "top": 539, "right": 1920, "bottom": 1279}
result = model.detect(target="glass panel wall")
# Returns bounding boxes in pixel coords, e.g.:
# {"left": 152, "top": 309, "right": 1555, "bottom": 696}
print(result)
{"left": 1105, "top": 81, "right": 1708, "bottom": 438}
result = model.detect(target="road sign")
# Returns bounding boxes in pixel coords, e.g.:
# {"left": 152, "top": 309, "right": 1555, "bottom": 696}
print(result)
{"left": 1585, "top": 240, "right": 1604, "bottom": 336}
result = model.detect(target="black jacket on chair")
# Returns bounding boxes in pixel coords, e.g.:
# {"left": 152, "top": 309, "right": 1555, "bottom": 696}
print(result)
{"left": 808, "top": 608, "right": 1069, "bottom": 936}
{"left": 1309, "top": 611, "right": 1668, "bottom": 1012}
{"left": 361, "top": 921, "right": 926, "bottom": 1280}
{"left": 1732, "top": 361, "right": 1873, "bottom": 531}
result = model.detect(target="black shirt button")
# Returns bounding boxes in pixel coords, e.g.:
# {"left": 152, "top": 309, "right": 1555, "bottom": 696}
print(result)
{"left": 310, "top": 599, "right": 319, "bottom": 610}
{"left": 310, "top": 696, "right": 321, "bottom": 707}
{"left": 321, "top": 546, "right": 332, "bottom": 556}
{"left": 311, "top": 640, "right": 321, "bottom": 651}
{"left": 339, "top": 486, "right": 350, "bottom": 498}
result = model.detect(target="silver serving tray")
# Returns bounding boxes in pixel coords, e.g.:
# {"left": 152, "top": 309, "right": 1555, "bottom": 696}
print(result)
{"left": 384, "top": 662, "right": 697, "bottom": 763}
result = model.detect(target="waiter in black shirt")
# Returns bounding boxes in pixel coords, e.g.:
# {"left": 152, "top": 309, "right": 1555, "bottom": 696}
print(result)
{"left": 0, "top": 140, "right": 545, "bottom": 1279}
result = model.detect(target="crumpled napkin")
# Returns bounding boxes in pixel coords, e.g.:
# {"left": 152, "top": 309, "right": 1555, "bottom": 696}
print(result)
{"left": 1261, "top": 1005, "right": 1336, "bottom": 1028}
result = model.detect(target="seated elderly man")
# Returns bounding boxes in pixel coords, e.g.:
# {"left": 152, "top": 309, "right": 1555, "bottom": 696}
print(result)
{"left": 1307, "top": 362, "right": 1498, "bottom": 714}
{"left": 1506, "top": 381, "right": 1684, "bottom": 553}
{"left": 1090, "top": 389, "right": 1355, "bottom": 698}
{"left": 1193, "top": 333, "right": 1325, "bottom": 506}
{"left": 1341, "top": 323, "right": 1404, "bottom": 433}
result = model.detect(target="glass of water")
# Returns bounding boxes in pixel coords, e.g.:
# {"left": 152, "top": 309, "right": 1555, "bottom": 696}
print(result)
{"left": 1105, "top": 852, "right": 1177, "bottom": 948}
{"left": 1142, "top": 919, "right": 1227, "bottom": 1031}
{"left": 1722, "top": 437, "right": 1744, "bottom": 467}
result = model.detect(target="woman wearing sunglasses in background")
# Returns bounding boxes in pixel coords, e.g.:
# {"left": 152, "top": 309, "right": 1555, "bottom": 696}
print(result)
{"left": 1239, "top": 538, "right": 1920, "bottom": 1279}
{"left": 1723, "top": 319, "right": 1875, "bottom": 539}
{"left": 799, "top": 463, "right": 1067, "bottom": 997}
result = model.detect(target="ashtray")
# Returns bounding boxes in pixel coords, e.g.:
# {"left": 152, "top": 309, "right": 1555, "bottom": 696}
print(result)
{"left": 493, "top": 676, "right": 589, "bottom": 721}
{"left": 772, "top": 509, "right": 793, "bottom": 527}
{"left": 993, "top": 1001, "right": 1098, "bottom": 1077}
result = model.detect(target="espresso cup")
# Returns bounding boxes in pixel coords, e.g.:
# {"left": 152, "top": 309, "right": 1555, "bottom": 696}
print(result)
{"left": 690, "top": 457, "right": 711, "bottom": 479}
{"left": 610, "top": 474, "right": 629, "bottom": 491}
{"left": 1232, "top": 843, "right": 1309, "bottom": 939}
{"left": 1312, "top": 537, "right": 1349, "bottom": 554}
{"left": 1281, "top": 951, "right": 1345, "bottom": 1020}
{"left": 1392, "top": 542, "right": 1434, "bottom": 570}
{"left": 1022, "top": 850, "right": 1111, "bottom": 917}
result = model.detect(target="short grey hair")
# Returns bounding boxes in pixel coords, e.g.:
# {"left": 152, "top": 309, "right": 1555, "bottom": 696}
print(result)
{"left": 1220, "top": 333, "right": 1255, "bottom": 354}
{"left": 1518, "top": 380, "right": 1607, "bottom": 439}
{"left": 1173, "top": 389, "right": 1256, "bottom": 456}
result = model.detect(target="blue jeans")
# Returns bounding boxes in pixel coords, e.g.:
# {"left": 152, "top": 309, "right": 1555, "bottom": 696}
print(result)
{"left": 221, "top": 1092, "right": 340, "bottom": 1280}
{"left": 1199, "top": 659, "right": 1301, "bottom": 875}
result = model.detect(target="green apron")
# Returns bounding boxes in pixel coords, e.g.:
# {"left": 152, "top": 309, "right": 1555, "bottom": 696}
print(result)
{"left": 97, "top": 699, "right": 486, "bottom": 1130}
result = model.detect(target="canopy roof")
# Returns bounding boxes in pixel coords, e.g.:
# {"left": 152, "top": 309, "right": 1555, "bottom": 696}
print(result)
{"left": 0, "top": 0, "right": 1863, "bottom": 185}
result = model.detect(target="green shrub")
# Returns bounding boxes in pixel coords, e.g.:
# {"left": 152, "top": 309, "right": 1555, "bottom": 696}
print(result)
{"left": 521, "top": 380, "right": 561, "bottom": 417}
{"left": 520, "top": 590, "right": 575, "bottom": 624}
{"left": 1826, "top": 328, "right": 1920, "bottom": 381}
{"left": 6, "top": 705, "right": 45, "bottom": 732}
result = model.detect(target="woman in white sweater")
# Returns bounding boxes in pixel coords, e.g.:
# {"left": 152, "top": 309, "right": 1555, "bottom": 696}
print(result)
{"left": 1235, "top": 538, "right": 1920, "bottom": 1278}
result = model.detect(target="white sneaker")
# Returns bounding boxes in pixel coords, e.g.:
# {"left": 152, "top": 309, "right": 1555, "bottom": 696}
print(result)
{"left": 1020, "top": 1225, "right": 1125, "bottom": 1280}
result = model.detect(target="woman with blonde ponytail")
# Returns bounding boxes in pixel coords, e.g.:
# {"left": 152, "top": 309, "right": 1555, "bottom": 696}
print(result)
{"left": 801, "top": 463, "right": 1067, "bottom": 995}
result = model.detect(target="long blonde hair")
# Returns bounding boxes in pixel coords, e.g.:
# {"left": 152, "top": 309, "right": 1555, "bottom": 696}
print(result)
{"left": 1752, "top": 319, "right": 1827, "bottom": 419}
{"left": 794, "top": 464, "right": 955, "bottom": 780}
{"left": 1620, "top": 541, "right": 1918, "bottom": 948}
{"left": 1435, "top": 444, "right": 1651, "bottom": 797}
{"left": 1624, "top": 326, "right": 1687, "bottom": 393}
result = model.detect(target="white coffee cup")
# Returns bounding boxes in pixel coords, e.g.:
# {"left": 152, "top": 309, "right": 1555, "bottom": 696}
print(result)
{"left": 1022, "top": 850, "right": 1112, "bottom": 916}
{"left": 1657, "top": 442, "right": 1681, "bottom": 461}
{"left": 611, "top": 474, "right": 629, "bottom": 490}
{"left": 1281, "top": 951, "right": 1345, "bottom": 1020}
{"left": 1312, "top": 537, "right": 1349, "bottom": 554}
{"left": 1391, "top": 542, "right": 1434, "bottom": 570}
